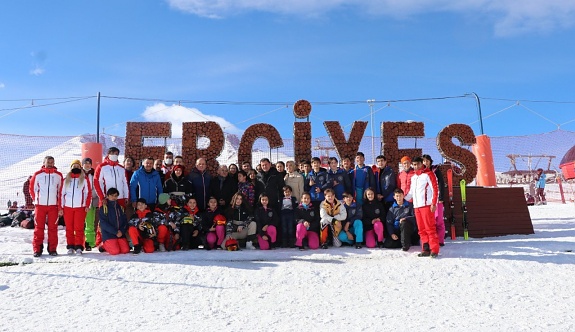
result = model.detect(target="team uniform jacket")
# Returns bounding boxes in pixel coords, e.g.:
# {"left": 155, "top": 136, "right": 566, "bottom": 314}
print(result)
{"left": 373, "top": 166, "right": 397, "bottom": 203}
{"left": 30, "top": 166, "right": 63, "bottom": 206}
{"left": 405, "top": 168, "right": 439, "bottom": 209}
{"left": 61, "top": 173, "right": 92, "bottom": 208}
{"left": 362, "top": 199, "right": 385, "bottom": 231}
{"left": 308, "top": 169, "right": 329, "bottom": 202}
{"left": 254, "top": 206, "right": 279, "bottom": 237}
{"left": 385, "top": 200, "right": 416, "bottom": 237}
{"left": 327, "top": 168, "right": 352, "bottom": 200}
{"left": 343, "top": 201, "right": 363, "bottom": 229}
{"left": 294, "top": 203, "right": 320, "bottom": 234}
{"left": 94, "top": 157, "right": 130, "bottom": 201}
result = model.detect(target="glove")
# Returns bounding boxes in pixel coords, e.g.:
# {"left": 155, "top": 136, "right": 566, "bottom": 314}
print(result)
{"left": 394, "top": 220, "right": 400, "bottom": 229}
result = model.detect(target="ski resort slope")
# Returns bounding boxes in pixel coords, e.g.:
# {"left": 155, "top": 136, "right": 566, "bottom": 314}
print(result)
{"left": 0, "top": 204, "right": 574, "bottom": 331}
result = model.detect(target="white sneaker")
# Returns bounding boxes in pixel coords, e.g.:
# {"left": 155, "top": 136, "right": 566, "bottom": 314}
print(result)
{"left": 75, "top": 249, "right": 82, "bottom": 255}
{"left": 159, "top": 244, "right": 166, "bottom": 252}
{"left": 67, "top": 248, "right": 74, "bottom": 255}
{"left": 245, "top": 241, "right": 256, "bottom": 250}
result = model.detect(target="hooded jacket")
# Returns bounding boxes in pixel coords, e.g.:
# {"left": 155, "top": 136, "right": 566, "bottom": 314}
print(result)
{"left": 94, "top": 156, "right": 130, "bottom": 202}
{"left": 61, "top": 170, "right": 92, "bottom": 208}
{"left": 99, "top": 200, "right": 128, "bottom": 242}
{"left": 405, "top": 167, "right": 438, "bottom": 209}
{"left": 30, "top": 166, "right": 63, "bottom": 206}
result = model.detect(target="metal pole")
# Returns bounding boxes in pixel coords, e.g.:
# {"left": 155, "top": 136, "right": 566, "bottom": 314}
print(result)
{"left": 470, "top": 92, "right": 484, "bottom": 135}
{"left": 96, "top": 92, "right": 101, "bottom": 143}
{"left": 367, "top": 99, "right": 375, "bottom": 163}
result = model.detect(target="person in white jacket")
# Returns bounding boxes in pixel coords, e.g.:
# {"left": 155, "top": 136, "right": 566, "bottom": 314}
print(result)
{"left": 61, "top": 160, "right": 92, "bottom": 255}
{"left": 404, "top": 156, "right": 439, "bottom": 258}
{"left": 30, "top": 156, "right": 63, "bottom": 257}
{"left": 94, "top": 147, "right": 129, "bottom": 208}
{"left": 319, "top": 189, "right": 347, "bottom": 249}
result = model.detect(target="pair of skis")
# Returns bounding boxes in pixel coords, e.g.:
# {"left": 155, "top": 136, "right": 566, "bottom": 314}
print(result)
{"left": 447, "top": 169, "right": 469, "bottom": 240}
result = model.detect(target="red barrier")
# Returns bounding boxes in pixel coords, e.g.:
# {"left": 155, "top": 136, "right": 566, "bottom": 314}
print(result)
{"left": 82, "top": 142, "right": 103, "bottom": 168}
{"left": 473, "top": 134, "right": 496, "bottom": 187}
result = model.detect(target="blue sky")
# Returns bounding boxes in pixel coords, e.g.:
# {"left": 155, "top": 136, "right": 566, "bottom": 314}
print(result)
{"left": 1, "top": 0, "right": 575, "bottom": 140}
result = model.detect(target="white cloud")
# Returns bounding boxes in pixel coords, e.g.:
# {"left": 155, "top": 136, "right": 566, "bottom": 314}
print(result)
{"left": 30, "top": 67, "right": 45, "bottom": 76}
{"left": 166, "top": 0, "right": 575, "bottom": 36}
{"left": 141, "top": 103, "right": 243, "bottom": 137}
{"left": 0, "top": 83, "right": 5, "bottom": 89}
{"left": 30, "top": 51, "right": 47, "bottom": 76}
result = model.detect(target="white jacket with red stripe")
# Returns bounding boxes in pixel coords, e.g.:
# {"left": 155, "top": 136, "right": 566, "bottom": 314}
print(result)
{"left": 61, "top": 172, "right": 92, "bottom": 208}
{"left": 94, "top": 157, "right": 130, "bottom": 201}
{"left": 29, "top": 166, "right": 64, "bottom": 206}
{"left": 404, "top": 167, "right": 438, "bottom": 209}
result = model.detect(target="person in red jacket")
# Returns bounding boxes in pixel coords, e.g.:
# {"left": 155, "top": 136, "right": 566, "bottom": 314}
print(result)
{"left": 397, "top": 156, "right": 415, "bottom": 202}
{"left": 61, "top": 159, "right": 92, "bottom": 255}
{"left": 405, "top": 156, "right": 439, "bottom": 258}
{"left": 30, "top": 156, "right": 64, "bottom": 257}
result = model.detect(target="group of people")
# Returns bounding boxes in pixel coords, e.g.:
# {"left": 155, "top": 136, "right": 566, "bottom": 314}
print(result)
{"left": 29, "top": 147, "right": 446, "bottom": 258}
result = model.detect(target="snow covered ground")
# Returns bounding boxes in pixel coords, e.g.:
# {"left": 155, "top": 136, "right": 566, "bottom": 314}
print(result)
{"left": 0, "top": 203, "right": 574, "bottom": 331}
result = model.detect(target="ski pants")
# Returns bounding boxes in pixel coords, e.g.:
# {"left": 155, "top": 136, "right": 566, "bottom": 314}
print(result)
{"left": 33, "top": 205, "right": 59, "bottom": 253}
{"left": 434, "top": 202, "right": 445, "bottom": 245}
{"left": 415, "top": 205, "right": 439, "bottom": 254}
{"left": 206, "top": 225, "right": 226, "bottom": 249}
{"left": 103, "top": 238, "right": 130, "bottom": 255}
{"left": 338, "top": 220, "right": 364, "bottom": 245}
{"left": 295, "top": 224, "right": 320, "bottom": 249}
{"left": 257, "top": 225, "right": 278, "bottom": 250}
{"left": 64, "top": 207, "right": 87, "bottom": 250}
{"left": 84, "top": 206, "right": 98, "bottom": 247}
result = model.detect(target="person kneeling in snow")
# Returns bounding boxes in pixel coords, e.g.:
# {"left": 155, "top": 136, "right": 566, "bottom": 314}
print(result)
{"left": 384, "top": 188, "right": 416, "bottom": 251}
{"left": 319, "top": 189, "right": 347, "bottom": 249}
{"left": 99, "top": 188, "right": 130, "bottom": 255}
{"left": 128, "top": 198, "right": 156, "bottom": 254}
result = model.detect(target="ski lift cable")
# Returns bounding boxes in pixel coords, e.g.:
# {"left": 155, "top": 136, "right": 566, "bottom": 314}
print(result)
{"left": 467, "top": 102, "right": 518, "bottom": 125}
{"left": 559, "top": 117, "right": 575, "bottom": 127}
{"left": 518, "top": 103, "right": 561, "bottom": 128}
{"left": 0, "top": 96, "right": 95, "bottom": 113}
{"left": 342, "top": 104, "right": 390, "bottom": 128}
